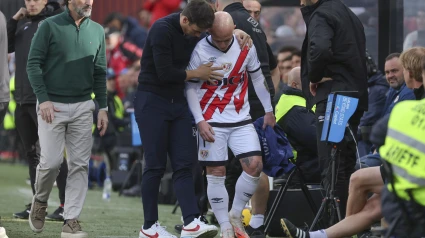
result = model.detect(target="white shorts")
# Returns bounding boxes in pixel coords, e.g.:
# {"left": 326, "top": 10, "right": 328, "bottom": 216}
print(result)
{"left": 198, "top": 124, "right": 262, "bottom": 166}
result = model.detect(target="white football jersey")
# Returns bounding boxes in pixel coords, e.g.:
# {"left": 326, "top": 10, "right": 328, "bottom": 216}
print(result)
{"left": 187, "top": 35, "right": 261, "bottom": 125}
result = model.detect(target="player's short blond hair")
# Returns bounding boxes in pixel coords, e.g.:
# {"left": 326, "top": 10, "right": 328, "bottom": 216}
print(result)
{"left": 400, "top": 47, "right": 425, "bottom": 82}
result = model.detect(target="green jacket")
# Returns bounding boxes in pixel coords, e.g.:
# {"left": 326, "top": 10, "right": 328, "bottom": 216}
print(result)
{"left": 27, "top": 8, "right": 107, "bottom": 108}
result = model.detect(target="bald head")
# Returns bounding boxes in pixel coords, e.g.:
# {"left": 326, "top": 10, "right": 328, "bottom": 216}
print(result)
{"left": 287, "top": 67, "right": 302, "bottom": 90}
{"left": 209, "top": 11, "right": 235, "bottom": 51}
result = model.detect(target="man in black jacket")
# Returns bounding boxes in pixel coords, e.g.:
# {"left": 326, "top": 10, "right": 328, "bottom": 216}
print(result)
{"left": 7, "top": 0, "right": 67, "bottom": 221}
{"left": 299, "top": 0, "right": 367, "bottom": 219}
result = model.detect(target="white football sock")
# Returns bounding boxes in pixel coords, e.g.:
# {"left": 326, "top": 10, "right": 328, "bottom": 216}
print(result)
{"left": 249, "top": 214, "right": 264, "bottom": 229}
{"left": 310, "top": 230, "right": 328, "bottom": 238}
{"left": 206, "top": 175, "right": 232, "bottom": 231}
{"left": 229, "top": 171, "right": 260, "bottom": 218}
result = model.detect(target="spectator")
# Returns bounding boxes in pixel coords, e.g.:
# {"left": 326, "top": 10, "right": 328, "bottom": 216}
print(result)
{"left": 143, "top": 0, "right": 182, "bottom": 27}
{"left": 274, "top": 55, "right": 293, "bottom": 104}
{"left": 105, "top": 27, "right": 142, "bottom": 99}
{"left": 403, "top": 8, "right": 425, "bottom": 50}
{"left": 6, "top": 0, "right": 67, "bottom": 221}
{"left": 26, "top": 0, "right": 108, "bottom": 236}
{"left": 381, "top": 53, "right": 415, "bottom": 117}
{"left": 104, "top": 12, "right": 148, "bottom": 49}
{"left": 291, "top": 49, "right": 301, "bottom": 67}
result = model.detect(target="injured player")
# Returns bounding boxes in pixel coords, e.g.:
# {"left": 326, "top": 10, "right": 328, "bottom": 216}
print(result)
{"left": 185, "top": 11, "right": 276, "bottom": 238}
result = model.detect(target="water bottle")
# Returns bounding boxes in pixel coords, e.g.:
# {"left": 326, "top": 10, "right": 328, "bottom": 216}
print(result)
{"left": 102, "top": 177, "right": 112, "bottom": 201}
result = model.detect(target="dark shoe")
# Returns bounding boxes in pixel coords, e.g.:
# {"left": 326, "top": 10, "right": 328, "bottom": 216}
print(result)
{"left": 280, "top": 218, "right": 310, "bottom": 238}
{"left": 122, "top": 184, "right": 141, "bottom": 197}
{"left": 174, "top": 215, "right": 208, "bottom": 234}
{"left": 174, "top": 224, "right": 183, "bottom": 234}
{"left": 46, "top": 206, "right": 64, "bottom": 221}
{"left": 61, "top": 219, "right": 88, "bottom": 238}
{"left": 245, "top": 225, "right": 266, "bottom": 238}
{"left": 29, "top": 196, "right": 48, "bottom": 233}
{"left": 13, "top": 204, "right": 31, "bottom": 219}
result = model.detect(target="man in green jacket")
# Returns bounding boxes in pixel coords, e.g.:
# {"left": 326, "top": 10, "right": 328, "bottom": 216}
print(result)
{"left": 26, "top": 0, "right": 108, "bottom": 237}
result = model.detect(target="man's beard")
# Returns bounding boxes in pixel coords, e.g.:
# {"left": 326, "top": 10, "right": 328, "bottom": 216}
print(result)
{"left": 72, "top": 2, "right": 92, "bottom": 18}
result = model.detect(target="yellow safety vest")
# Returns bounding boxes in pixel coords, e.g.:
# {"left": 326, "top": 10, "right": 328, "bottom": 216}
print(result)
{"left": 4, "top": 77, "right": 16, "bottom": 130}
{"left": 380, "top": 98, "right": 425, "bottom": 206}
{"left": 275, "top": 93, "right": 315, "bottom": 161}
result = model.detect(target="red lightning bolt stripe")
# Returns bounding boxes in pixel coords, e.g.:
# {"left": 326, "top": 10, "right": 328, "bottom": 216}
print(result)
{"left": 200, "top": 46, "right": 250, "bottom": 121}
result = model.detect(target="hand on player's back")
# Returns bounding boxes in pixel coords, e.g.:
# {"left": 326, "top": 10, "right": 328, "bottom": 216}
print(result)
{"left": 198, "top": 120, "right": 215, "bottom": 142}
{"left": 196, "top": 62, "right": 224, "bottom": 84}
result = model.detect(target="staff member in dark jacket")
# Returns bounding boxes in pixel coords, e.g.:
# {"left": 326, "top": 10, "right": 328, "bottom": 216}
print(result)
{"left": 134, "top": 0, "right": 252, "bottom": 236}
{"left": 300, "top": 0, "right": 367, "bottom": 218}
{"left": 7, "top": 0, "right": 67, "bottom": 221}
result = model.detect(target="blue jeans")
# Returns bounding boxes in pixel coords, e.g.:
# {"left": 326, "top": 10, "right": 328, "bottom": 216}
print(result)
{"left": 355, "top": 153, "right": 382, "bottom": 170}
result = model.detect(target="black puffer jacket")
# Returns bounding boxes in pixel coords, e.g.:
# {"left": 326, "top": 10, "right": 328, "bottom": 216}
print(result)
{"left": 7, "top": 2, "right": 62, "bottom": 104}
{"left": 300, "top": 0, "right": 368, "bottom": 111}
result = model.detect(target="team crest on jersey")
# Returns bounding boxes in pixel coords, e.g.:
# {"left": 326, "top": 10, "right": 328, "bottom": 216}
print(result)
{"left": 247, "top": 17, "right": 259, "bottom": 27}
{"left": 200, "top": 150, "right": 209, "bottom": 159}
{"left": 222, "top": 63, "right": 233, "bottom": 72}
{"left": 38, "top": 20, "right": 45, "bottom": 28}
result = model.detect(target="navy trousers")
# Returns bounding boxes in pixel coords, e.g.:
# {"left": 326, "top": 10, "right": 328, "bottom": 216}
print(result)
{"left": 134, "top": 91, "right": 199, "bottom": 227}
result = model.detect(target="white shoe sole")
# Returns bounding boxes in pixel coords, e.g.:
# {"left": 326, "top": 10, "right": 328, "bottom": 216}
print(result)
{"left": 28, "top": 196, "right": 44, "bottom": 233}
{"left": 181, "top": 228, "right": 218, "bottom": 238}
{"left": 61, "top": 232, "right": 88, "bottom": 238}
{"left": 0, "top": 227, "right": 9, "bottom": 238}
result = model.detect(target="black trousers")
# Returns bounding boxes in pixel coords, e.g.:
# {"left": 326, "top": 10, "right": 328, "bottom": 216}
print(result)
{"left": 14, "top": 104, "right": 68, "bottom": 204}
{"left": 134, "top": 91, "right": 199, "bottom": 226}
{"left": 315, "top": 101, "right": 363, "bottom": 219}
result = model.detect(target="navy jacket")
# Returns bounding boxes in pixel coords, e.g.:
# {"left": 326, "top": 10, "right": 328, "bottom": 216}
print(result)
{"left": 253, "top": 117, "right": 295, "bottom": 177}
{"left": 382, "top": 83, "right": 415, "bottom": 117}
{"left": 358, "top": 72, "right": 389, "bottom": 140}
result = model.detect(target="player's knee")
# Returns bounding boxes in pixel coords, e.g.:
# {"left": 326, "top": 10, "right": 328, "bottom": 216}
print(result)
{"left": 242, "top": 157, "right": 262, "bottom": 177}
{"left": 206, "top": 165, "right": 226, "bottom": 177}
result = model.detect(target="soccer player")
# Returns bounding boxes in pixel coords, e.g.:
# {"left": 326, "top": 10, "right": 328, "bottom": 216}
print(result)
{"left": 185, "top": 11, "right": 275, "bottom": 238}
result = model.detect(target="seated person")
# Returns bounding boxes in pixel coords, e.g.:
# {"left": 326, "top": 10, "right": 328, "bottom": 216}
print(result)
{"left": 275, "top": 67, "right": 320, "bottom": 183}
{"left": 357, "top": 53, "right": 416, "bottom": 169}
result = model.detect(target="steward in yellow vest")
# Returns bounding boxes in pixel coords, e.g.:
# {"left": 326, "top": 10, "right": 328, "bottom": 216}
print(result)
{"left": 379, "top": 98, "right": 425, "bottom": 236}
{"left": 275, "top": 84, "right": 320, "bottom": 183}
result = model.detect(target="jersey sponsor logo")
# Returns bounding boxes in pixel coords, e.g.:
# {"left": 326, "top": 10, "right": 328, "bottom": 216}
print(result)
{"left": 200, "top": 46, "right": 250, "bottom": 121}
{"left": 208, "top": 57, "right": 217, "bottom": 63}
{"left": 247, "top": 17, "right": 259, "bottom": 27}
{"left": 206, "top": 75, "right": 245, "bottom": 87}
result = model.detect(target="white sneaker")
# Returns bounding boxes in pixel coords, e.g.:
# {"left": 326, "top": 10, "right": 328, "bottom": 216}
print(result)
{"left": 139, "top": 222, "right": 177, "bottom": 238}
{"left": 180, "top": 217, "right": 218, "bottom": 238}
{"left": 0, "top": 227, "right": 9, "bottom": 238}
{"left": 228, "top": 213, "right": 249, "bottom": 238}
